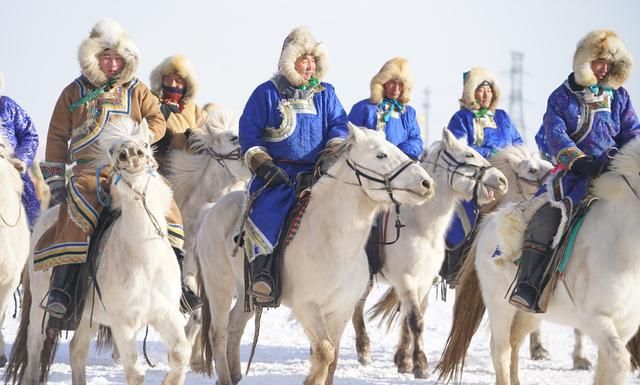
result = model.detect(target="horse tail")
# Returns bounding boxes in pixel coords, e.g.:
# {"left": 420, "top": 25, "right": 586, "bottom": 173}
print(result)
{"left": 627, "top": 327, "right": 640, "bottom": 371}
{"left": 4, "top": 267, "right": 31, "bottom": 385}
{"left": 196, "top": 264, "right": 214, "bottom": 376}
{"left": 435, "top": 242, "right": 485, "bottom": 384}
{"left": 367, "top": 287, "right": 401, "bottom": 332}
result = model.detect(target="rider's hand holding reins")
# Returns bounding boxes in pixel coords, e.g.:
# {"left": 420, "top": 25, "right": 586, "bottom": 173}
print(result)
{"left": 570, "top": 156, "right": 609, "bottom": 177}
{"left": 256, "top": 160, "right": 291, "bottom": 188}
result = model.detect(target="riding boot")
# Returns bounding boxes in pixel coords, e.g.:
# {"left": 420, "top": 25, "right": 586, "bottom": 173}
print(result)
{"left": 42, "top": 264, "right": 74, "bottom": 319}
{"left": 174, "top": 247, "right": 203, "bottom": 313}
{"left": 508, "top": 203, "right": 561, "bottom": 313}
{"left": 248, "top": 253, "right": 275, "bottom": 302}
{"left": 445, "top": 246, "right": 465, "bottom": 288}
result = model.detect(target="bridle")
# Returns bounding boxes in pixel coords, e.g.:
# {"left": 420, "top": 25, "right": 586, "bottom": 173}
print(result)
{"left": 197, "top": 146, "right": 243, "bottom": 177}
{"left": 513, "top": 168, "right": 551, "bottom": 200}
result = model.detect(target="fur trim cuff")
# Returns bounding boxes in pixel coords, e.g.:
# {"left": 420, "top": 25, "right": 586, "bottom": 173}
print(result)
{"left": 573, "top": 30, "right": 633, "bottom": 89}
{"left": 150, "top": 55, "right": 199, "bottom": 104}
{"left": 460, "top": 67, "right": 501, "bottom": 111}
{"left": 278, "top": 27, "right": 328, "bottom": 87}
{"left": 369, "top": 58, "right": 414, "bottom": 105}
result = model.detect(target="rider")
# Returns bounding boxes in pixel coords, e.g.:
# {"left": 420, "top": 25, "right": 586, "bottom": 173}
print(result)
{"left": 348, "top": 58, "right": 424, "bottom": 272}
{"left": 36, "top": 19, "right": 187, "bottom": 318}
{"left": 150, "top": 54, "right": 207, "bottom": 311}
{"left": 443, "top": 67, "right": 524, "bottom": 286}
{"left": 0, "top": 71, "right": 40, "bottom": 228}
{"left": 509, "top": 30, "right": 640, "bottom": 312}
{"left": 239, "top": 26, "right": 349, "bottom": 303}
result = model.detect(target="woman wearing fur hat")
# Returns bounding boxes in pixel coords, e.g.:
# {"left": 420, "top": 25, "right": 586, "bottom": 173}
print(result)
{"left": 150, "top": 54, "right": 207, "bottom": 164}
{"left": 443, "top": 67, "right": 524, "bottom": 287}
{"left": 0, "top": 71, "right": 40, "bottom": 228}
{"left": 36, "top": 19, "right": 190, "bottom": 319}
{"left": 348, "top": 57, "right": 423, "bottom": 160}
{"left": 509, "top": 30, "right": 640, "bottom": 313}
{"left": 239, "top": 27, "right": 349, "bottom": 303}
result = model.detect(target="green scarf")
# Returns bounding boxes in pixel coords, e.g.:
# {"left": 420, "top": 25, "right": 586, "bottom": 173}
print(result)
{"left": 297, "top": 77, "right": 320, "bottom": 91}
{"left": 379, "top": 98, "right": 404, "bottom": 122}
{"left": 474, "top": 107, "right": 493, "bottom": 119}
{"left": 69, "top": 78, "right": 118, "bottom": 112}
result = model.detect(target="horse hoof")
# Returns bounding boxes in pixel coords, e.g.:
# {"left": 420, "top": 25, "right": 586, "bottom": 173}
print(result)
{"left": 0, "top": 354, "right": 6, "bottom": 368}
{"left": 573, "top": 357, "right": 592, "bottom": 370}
{"left": 413, "top": 367, "right": 430, "bottom": 379}
{"left": 530, "top": 346, "right": 550, "bottom": 360}
{"left": 357, "top": 353, "right": 371, "bottom": 366}
{"left": 396, "top": 363, "right": 412, "bottom": 374}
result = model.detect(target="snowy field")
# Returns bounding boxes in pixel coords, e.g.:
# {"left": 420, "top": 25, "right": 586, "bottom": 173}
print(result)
{"left": 1, "top": 284, "right": 639, "bottom": 385}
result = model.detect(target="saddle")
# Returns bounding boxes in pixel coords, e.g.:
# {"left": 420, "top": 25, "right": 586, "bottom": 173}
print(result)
{"left": 47, "top": 207, "right": 120, "bottom": 331}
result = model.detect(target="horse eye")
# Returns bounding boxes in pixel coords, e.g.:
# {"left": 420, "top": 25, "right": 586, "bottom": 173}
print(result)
{"left": 230, "top": 135, "right": 239, "bottom": 142}
{"left": 144, "top": 142, "right": 149, "bottom": 148}
{"left": 376, "top": 153, "right": 387, "bottom": 159}
{"left": 465, "top": 153, "right": 474, "bottom": 158}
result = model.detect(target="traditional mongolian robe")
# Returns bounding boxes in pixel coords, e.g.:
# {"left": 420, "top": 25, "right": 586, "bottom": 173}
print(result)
{"left": 34, "top": 77, "right": 184, "bottom": 271}
{"left": 446, "top": 108, "right": 524, "bottom": 248}
{"left": 240, "top": 78, "right": 349, "bottom": 261}
{"left": 348, "top": 99, "right": 423, "bottom": 160}
{"left": 0, "top": 95, "right": 40, "bottom": 226}
{"left": 535, "top": 73, "right": 640, "bottom": 219}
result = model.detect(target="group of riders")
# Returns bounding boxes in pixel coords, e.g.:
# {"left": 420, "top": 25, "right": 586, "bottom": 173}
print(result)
{"left": 0, "top": 19, "right": 638, "bottom": 326}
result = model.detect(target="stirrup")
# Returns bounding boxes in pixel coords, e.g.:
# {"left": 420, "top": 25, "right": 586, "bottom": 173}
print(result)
{"left": 508, "top": 283, "right": 540, "bottom": 314}
{"left": 180, "top": 286, "right": 203, "bottom": 313}
{"left": 40, "top": 288, "right": 71, "bottom": 319}
{"left": 247, "top": 275, "right": 274, "bottom": 303}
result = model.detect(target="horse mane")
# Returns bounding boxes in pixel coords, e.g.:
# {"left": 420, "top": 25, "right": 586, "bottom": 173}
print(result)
{"left": 188, "top": 108, "right": 238, "bottom": 154}
{"left": 489, "top": 145, "right": 533, "bottom": 171}
{"left": 91, "top": 117, "right": 151, "bottom": 166}
{"left": 593, "top": 139, "right": 640, "bottom": 200}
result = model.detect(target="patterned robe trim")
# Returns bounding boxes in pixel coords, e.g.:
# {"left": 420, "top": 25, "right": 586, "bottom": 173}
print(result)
{"left": 69, "top": 78, "right": 138, "bottom": 161}
{"left": 375, "top": 107, "right": 400, "bottom": 131}
{"left": 167, "top": 223, "right": 184, "bottom": 249}
{"left": 40, "top": 161, "right": 65, "bottom": 183}
{"left": 556, "top": 147, "right": 585, "bottom": 168}
{"left": 33, "top": 241, "right": 89, "bottom": 271}
{"left": 244, "top": 146, "right": 269, "bottom": 168}
{"left": 264, "top": 96, "right": 319, "bottom": 143}
{"left": 244, "top": 217, "right": 275, "bottom": 263}
{"left": 67, "top": 175, "right": 99, "bottom": 233}
{"left": 564, "top": 82, "right": 613, "bottom": 145}
{"left": 472, "top": 114, "right": 497, "bottom": 147}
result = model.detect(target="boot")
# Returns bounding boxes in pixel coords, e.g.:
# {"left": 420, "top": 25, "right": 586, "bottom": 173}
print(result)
{"left": 444, "top": 246, "right": 465, "bottom": 288}
{"left": 508, "top": 241, "right": 553, "bottom": 313}
{"left": 174, "top": 247, "right": 203, "bottom": 313}
{"left": 42, "top": 264, "right": 73, "bottom": 318}
{"left": 248, "top": 254, "right": 275, "bottom": 303}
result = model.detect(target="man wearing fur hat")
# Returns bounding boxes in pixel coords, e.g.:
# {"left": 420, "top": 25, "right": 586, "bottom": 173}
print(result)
{"left": 509, "top": 30, "right": 640, "bottom": 313}
{"left": 443, "top": 67, "right": 524, "bottom": 287}
{"left": 36, "top": 19, "right": 188, "bottom": 318}
{"left": 149, "top": 54, "right": 206, "bottom": 310}
{"left": 239, "top": 27, "right": 349, "bottom": 303}
{"left": 0, "top": 71, "right": 40, "bottom": 228}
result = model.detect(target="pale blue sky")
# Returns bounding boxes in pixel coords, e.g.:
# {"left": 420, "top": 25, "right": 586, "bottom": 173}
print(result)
{"left": 1, "top": 0, "right": 639, "bottom": 157}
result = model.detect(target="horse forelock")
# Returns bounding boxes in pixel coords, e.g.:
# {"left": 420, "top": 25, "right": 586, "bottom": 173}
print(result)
{"left": 489, "top": 146, "right": 531, "bottom": 171}
{"left": 95, "top": 118, "right": 152, "bottom": 165}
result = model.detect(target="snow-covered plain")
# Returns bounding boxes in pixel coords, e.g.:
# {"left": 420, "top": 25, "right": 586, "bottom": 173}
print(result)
{"left": 2, "top": 284, "right": 639, "bottom": 385}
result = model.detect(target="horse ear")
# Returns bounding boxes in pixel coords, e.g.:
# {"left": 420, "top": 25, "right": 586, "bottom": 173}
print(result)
{"left": 348, "top": 122, "right": 367, "bottom": 143}
{"left": 442, "top": 127, "right": 457, "bottom": 148}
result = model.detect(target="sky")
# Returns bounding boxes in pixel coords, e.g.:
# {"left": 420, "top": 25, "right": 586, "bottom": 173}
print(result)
{"left": 1, "top": 0, "right": 639, "bottom": 158}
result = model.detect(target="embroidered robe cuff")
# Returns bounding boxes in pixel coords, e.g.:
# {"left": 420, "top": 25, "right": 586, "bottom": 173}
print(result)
{"left": 40, "top": 161, "right": 66, "bottom": 183}
{"left": 244, "top": 146, "right": 271, "bottom": 173}
{"left": 556, "top": 147, "right": 585, "bottom": 170}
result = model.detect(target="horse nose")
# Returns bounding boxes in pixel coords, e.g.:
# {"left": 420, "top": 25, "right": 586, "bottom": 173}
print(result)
{"left": 118, "top": 151, "right": 128, "bottom": 162}
{"left": 421, "top": 179, "right": 431, "bottom": 190}
{"left": 498, "top": 175, "right": 507, "bottom": 186}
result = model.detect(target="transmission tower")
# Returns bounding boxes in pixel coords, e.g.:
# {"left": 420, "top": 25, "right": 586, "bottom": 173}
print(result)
{"left": 422, "top": 87, "right": 430, "bottom": 142}
{"left": 509, "top": 51, "right": 526, "bottom": 141}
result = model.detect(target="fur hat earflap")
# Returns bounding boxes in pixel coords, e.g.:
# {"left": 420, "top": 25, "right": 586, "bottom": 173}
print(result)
{"left": 77, "top": 18, "right": 140, "bottom": 87}
{"left": 369, "top": 57, "right": 414, "bottom": 105}
{"left": 278, "top": 27, "right": 328, "bottom": 87}
{"left": 460, "top": 67, "right": 501, "bottom": 111}
{"left": 573, "top": 29, "right": 633, "bottom": 89}
{"left": 150, "top": 55, "right": 199, "bottom": 104}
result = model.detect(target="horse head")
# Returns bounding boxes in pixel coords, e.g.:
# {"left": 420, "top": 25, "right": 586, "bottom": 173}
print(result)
{"left": 98, "top": 117, "right": 156, "bottom": 176}
{"left": 424, "top": 128, "right": 508, "bottom": 206}
{"left": 490, "top": 145, "right": 553, "bottom": 201}
{"left": 325, "top": 124, "right": 434, "bottom": 207}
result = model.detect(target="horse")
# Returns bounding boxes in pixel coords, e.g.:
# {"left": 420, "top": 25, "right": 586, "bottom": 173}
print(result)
{"left": 436, "top": 138, "right": 640, "bottom": 385}
{"left": 0, "top": 139, "right": 30, "bottom": 368}
{"left": 5, "top": 118, "right": 190, "bottom": 385}
{"left": 351, "top": 129, "right": 509, "bottom": 377}
{"left": 195, "top": 124, "right": 435, "bottom": 385}
{"left": 165, "top": 107, "right": 250, "bottom": 370}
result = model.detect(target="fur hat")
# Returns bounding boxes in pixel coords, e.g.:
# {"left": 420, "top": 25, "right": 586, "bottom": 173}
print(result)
{"left": 460, "top": 67, "right": 501, "bottom": 111}
{"left": 150, "top": 55, "right": 199, "bottom": 104}
{"left": 77, "top": 18, "right": 140, "bottom": 87}
{"left": 573, "top": 30, "right": 633, "bottom": 89}
{"left": 278, "top": 27, "right": 328, "bottom": 87}
{"left": 369, "top": 57, "right": 414, "bottom": 105}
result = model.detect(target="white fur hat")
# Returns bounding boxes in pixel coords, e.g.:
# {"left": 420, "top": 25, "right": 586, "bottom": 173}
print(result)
{"left": 573, "top": 29, "right": 633, "bottom": 89}
{"left": 369, "top": 57, "right": 414, "bottom": 105}
{"left": 460, "top": 67, "right": 501, "bottom": 111}
{"left": 278, "top": 27, "right": 328, "bottom": 87}
{"left": 77, "top": 18, "right": 140, "bottom": 87}
{"left": 150, "top": 55, "right": 199, "bottom": 104}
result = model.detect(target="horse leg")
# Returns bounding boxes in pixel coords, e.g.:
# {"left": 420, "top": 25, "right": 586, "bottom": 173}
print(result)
{"left": 585, "top": 315, "right": 629, "bottom": 385}
{"left": 110, "top": 325, "right": 145, "bottom": 385}
{"left": 510, "top": 312, "right": 542, "bottom": 385}
{"left": 352, "top": 279, "right": 373, "bottom": 366}
{"left": 226, "top": 296, "right": 254, "bottom": 384}
{"left": 184, "top": 309, "right": 204, "bottom": 371}
{"left": 488, "top": 308, "right": 516, "bottom": 385}
{"left": 528, "top": 328, "right": 550, "bottom": 360}
{"left": 207, "top": 279, "right": 235, "bottom": 385}
{"left": 24, "top": 288, "right": 48, "bottom": 384}
{"left": 393, "top": 316, "right": 413, "bottom": 373}
{"left": 296, "top": 303, "right": 334, "bottom": 385}
{"left": 69, "top": 315, "right": 97, "bottom": 385}
{"left": 150, "top": 308, "right": 190, "bottom": 385}
{"left": 572, "top": 328, "right": 592, "bottom": 370}
{"left": 410, "top": 292, "right": 431, "bottom": 379}
{"left": 0, "top": 283, "right": 12, "bottom": 367}
{"left": 324, "top": 309, "right": 352, "bottom": 385}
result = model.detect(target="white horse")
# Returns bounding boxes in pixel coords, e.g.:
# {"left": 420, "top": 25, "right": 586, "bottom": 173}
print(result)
{"left": 195, "top": 125, "right": 434, "bottom": 385}
{"left": 437, "top": 138, "right": 640, "bottom": 385}
{"left": 352, "top": 129, "right": 509, "bottom": 377}
{"left": 6, "top": 118, "right": 190, "bottom": 385}
{"left": 0, "top": 139, "right": 30, "bottom": 368}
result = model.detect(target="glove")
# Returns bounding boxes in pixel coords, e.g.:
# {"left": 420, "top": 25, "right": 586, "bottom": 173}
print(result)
{"left": 10, "top": 159, "right": 26, "bottom": 173}
{"left": 570, "top": 156, "right": 608, "bottom": 177}
{"left": 48, "top": 179, "right": 66, "bottom": 205}
{"left": 255, "top": 160, "right": 290, "bottom": 188}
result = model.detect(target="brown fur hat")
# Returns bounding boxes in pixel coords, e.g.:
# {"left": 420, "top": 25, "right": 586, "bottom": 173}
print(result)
{"left": 150, "top": 55, "right": 199, "bottom": 104}
{"left": 573, "top": 29, "right": 633, "bottom": 89}
{"left": 369, "top": 58, "right": 414, "bottom": 105}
